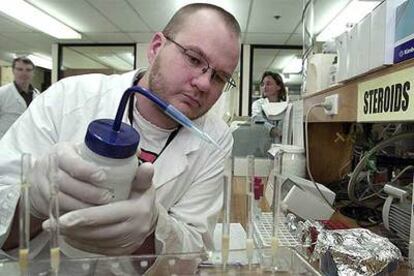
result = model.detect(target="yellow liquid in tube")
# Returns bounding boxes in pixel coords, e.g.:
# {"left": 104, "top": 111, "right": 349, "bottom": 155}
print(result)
{"left": 221, "top": 235, "right": 230, "bottom": 265}
{"left": 19, "top": 249, "right": 29, "bottom": 272}
{"left": 50, "top": 247, "right": 60, "bottom": 272}
{"left": 271, "top": 237, "right": 279, "bottom": 252}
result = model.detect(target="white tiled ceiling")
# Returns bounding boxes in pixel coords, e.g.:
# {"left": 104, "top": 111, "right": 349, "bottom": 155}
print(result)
{"left": 247, "top": 0, "right": 302, "bottom": 34}
{"left": 0, "top": 0, "right": 307, "bottom": 59}
{"left": 0, "top": 0, "right": 350, "bottom": 83}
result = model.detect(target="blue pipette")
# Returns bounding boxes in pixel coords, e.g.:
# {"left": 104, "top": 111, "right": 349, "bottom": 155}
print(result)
{"left": 113, "top": 85, "right": 221, "bottom": 150}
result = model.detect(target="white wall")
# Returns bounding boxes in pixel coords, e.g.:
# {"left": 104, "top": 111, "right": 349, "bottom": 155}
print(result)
{"left": 241, "top": 44, "right": 251, "bottom": 116}
{"left": 136, "top": 43, "right": 149, "bottom": 69}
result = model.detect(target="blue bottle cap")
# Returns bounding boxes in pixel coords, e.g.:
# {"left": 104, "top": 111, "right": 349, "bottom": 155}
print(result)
{"left": 85, "top": 119, "right": 140, "bottom": 159}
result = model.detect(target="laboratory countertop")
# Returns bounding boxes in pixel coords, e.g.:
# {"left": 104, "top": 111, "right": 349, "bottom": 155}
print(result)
{"left": 0, "top": 247, "right": 320, "bottom": 275}
{"left": 229, "top": 176, "right": 359, "bottom": 229}
{"left": 229, "top": 176, "right": 411, "bottom": 276}
{"left": 0, "top": 176, "right": 409, "bottom": 275}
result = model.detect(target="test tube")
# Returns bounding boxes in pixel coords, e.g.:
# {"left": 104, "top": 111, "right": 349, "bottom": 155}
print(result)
{"left": 221, "top": 175, "right": 231, "bottom": 270}
{"left": 246, "top": 155, "right": 255, "bottom": 269}
{"left": 19, "top": 153, "right": 32, "bottom": 275}
{"left": 271, "top": 150, "right": 284, "bottom": 269}
{"left": 48, "top": 154, "right": 60, "bottom": 274}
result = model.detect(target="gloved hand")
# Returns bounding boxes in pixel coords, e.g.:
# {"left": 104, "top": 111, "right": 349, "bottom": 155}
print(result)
{"left": 29, "top": 142, "right": 113, "bottom": 219}
{"left": 43, "top": 162, "right": 158, "bottom": 255}
{"left": 270, "top": 126, "right": 282, "bottom": 138}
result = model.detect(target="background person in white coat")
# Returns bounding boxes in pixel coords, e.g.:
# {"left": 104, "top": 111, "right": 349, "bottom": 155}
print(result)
{"left": 0, "top": 3, "right": 240, "bottom": 261}
{"left": 251, "top": 71, "right": 287, "bottom": 142}
{"left": 0, "top": 56, "right": 40, "bottom": 138}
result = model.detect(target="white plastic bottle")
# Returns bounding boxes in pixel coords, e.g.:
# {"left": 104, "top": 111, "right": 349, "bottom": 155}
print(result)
{"left": 61, "top": 118, "right": 140, "bottom": 257}
{"left": 79, "top": 118, "right": 140, "bottom": 200}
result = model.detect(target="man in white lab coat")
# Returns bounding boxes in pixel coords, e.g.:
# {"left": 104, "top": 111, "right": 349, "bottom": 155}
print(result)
{"left": 0, "top": 2, "right": 240, "bottom": 263}
{"left": 0, "top": 56, "right": 40, "bottom": 138}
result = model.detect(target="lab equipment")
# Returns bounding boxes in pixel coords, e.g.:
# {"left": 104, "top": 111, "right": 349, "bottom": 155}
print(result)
{"left": 55, "top": 163, "right": 156, "bottom": 256}
{"left": 272, "top": 151, "right": 283, "bottom": 270}
{"left": 245, "top": 155, "right": 255, "bottom": 269}
{"left": 267, "top": 144, "right": 306, "bottom": 178}
{"left": 0, "top": 247, "right": 322, "bottom": 275}
{"left": 78, "top": 135, "right": 139, "bottom": 201}
{"left": 253, "top": 177, "right": 263, "bottom": 218}
{"left": 383, "top": 184, "right": 411, "bottom": 256}
{"left": 80, "top": 100, "right": 140, "bottom": 200}
{"left": 48, "top": 154, "right": 60, "bottom": 274}
{"left": 19, "top": 153, "right": 32, "bottom": 275}
{"left": 62, "top": 85, "right": 141, "bottom": 257}
{"left": 116, "top": 85, "right": 220, "bottom": 150}
{"left": 221, "top": 175, "right": 231, "bottom": 270}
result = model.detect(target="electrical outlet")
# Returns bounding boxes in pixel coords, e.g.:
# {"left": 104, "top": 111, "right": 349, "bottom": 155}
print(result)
{"left": 324, "top": 94, "right": 339, "bottom": 115}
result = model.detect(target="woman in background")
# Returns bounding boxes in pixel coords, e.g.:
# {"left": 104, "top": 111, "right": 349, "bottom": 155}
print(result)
{"left": 251, "top": 71, "right": 287, "bottom": 142}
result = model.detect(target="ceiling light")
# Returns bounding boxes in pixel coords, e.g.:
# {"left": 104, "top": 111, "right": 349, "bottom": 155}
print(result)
{"left": 99, "top": 55, "right": 132, "bottom": 71}
{"left": 0, "top": 0, "right": 81, "bottom": 39}
{"left": 316, "top": 0, "right": 381, "bottom": 42}
{"left": 283, "top": 57, "right": 302, "bottom": 74}
{"left": 27, "top": 54, "right": 52, "bottom": 70}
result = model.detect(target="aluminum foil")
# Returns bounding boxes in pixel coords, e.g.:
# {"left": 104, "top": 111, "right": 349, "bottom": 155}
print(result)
{"left": 315, "top": 228, "right": 401, "bottom": 276}
{"left": 285, "top": 213, "right": 325, "bottom": 259}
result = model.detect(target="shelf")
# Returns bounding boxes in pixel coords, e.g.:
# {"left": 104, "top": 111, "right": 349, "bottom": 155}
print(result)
{"left": 303, "top": 58, "right": 414, "bottom": 123}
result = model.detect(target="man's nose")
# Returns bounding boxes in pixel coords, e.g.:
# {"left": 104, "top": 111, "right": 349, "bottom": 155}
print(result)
{"left": 192, "top": 68, "right": 213, "bottom": 91}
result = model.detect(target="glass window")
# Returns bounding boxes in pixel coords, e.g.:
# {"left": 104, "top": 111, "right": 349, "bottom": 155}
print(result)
{"left": 58, "top": 44, "right": 136, "bottom": 80}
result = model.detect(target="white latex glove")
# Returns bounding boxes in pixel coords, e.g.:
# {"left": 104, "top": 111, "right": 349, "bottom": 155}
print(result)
{"left": 43, "top": 162, "right": 158, "bottom": 256}
{"left": 29, "top": 142, "right": 113, "bottom": 219}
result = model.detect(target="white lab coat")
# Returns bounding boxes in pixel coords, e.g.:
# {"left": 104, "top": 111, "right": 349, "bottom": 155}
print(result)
{"left": 0, "top": 70, "right": 233, "bottom": 259}
{"left": 0, "top": 82, "right": 40, "bottom": 138}
{"left": 251, "top": 97, "right": 283, "bottom": 143}
{"left": 251, "top": 97, "right": 270, "bottom": 122}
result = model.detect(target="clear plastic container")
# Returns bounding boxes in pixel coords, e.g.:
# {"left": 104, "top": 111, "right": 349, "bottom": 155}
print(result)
{"left": 273, "top": 144, "right": 306, "bottom": 178}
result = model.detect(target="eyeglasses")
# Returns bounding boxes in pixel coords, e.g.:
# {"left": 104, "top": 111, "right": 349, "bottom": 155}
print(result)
{"left": 164, "top": 35, "right": 236, "bottom": 89}
{"left": 13, "top": 67, "right": 34, "bottom": 73}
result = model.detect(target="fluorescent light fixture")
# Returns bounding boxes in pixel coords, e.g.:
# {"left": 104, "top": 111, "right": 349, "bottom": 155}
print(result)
{"left": 316, "top": 0, "right": 381, "bottom": 42}
{"left": 120, "top": 53, "right": 135, "bottom": 66}
{"left": 0, "top": 0, "right": 81, "bottom": 39}
{"left": 283, "top": 57, "right": 302, "bottom": 74}
{"left": 27, "top": 54, "right": 52, "bottom": 70}
{"left": 99, "top": 55, "right": 132, "bottom": 71}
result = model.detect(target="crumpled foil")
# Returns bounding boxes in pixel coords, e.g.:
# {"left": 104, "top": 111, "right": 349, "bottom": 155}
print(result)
{"left": 285, "top": 213, "right": 324, "bottom": 258}
{"left": 314, "top": 228, "right": 402, "bottom": 276}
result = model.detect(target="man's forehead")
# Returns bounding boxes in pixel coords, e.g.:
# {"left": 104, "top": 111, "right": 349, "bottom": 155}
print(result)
{"left": 177, "top": 22, "right": 239, "bottom": 67}
{"left": 14, "top": 62, "right": 33, "bottom": 69}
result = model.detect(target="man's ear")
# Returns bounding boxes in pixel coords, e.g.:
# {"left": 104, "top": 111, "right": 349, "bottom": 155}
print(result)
{"left": 147, "top": 32, "right": 164, "bottom": 65}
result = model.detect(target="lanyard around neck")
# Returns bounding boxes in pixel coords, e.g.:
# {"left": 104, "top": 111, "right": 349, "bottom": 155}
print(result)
{"left": 127, "top": 93, "right": 181, "bottom": 163}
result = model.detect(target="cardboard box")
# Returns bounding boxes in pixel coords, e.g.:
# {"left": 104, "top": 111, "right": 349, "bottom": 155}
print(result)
{"left": 369, "top": 0, "right": 407, "bottom": 67}
{"left": 393, "top": 0, "right": 414, "bottom": 63}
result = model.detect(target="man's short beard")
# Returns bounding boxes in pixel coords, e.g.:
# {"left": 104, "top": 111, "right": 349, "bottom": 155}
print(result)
{"left": 148, "top": 55, "right": 163, "bottom": 94}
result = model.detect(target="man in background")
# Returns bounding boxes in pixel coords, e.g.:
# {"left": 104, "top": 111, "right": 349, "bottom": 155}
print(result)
{"left": 0, "top": 56, "right": 40, "bottom": 138}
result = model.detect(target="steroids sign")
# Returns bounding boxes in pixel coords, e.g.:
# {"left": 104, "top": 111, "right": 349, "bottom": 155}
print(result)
{"left": 358, "top": 66, "right": 414, "bottom": 122}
